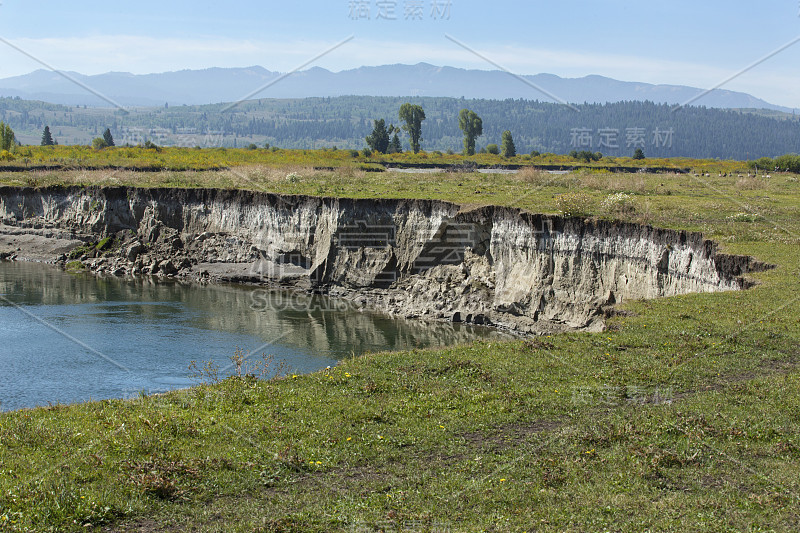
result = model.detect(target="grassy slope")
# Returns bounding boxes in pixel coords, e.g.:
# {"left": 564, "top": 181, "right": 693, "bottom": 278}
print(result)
{"left": 0, "top": 164, "right": 799, "bottom": 532}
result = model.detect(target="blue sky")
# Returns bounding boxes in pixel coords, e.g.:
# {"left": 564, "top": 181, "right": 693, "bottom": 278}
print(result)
{"left": 1, "top": 0, "right": 799, "bottom": 107}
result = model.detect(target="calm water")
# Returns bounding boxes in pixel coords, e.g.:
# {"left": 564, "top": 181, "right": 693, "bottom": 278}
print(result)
{"left": 0, "top": 261, "right": 509, "bottom": 411}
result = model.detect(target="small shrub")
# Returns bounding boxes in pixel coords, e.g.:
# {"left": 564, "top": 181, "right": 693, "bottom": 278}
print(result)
{"left": 517, "top": 167, "right": 549, "bottom": 184}
{"left": 189, "top": 347, "right": 289, "bottom": 385}
{"left": 774, "top": 154, "right": 800, "bottom": 173}
{"left": 571, "top": 150, "right": 602, "bottom": 163}
{"left": 749, "top": 156, "right": 774, "bottom": 171}
{"left": 188, "top": 359, "right": 219, "bottom": 384}
{"left": 553, "top": 192, "right": 594, "bottom": 217}
{"left": 600, "top": 192, "right": 636, "bottom": 217}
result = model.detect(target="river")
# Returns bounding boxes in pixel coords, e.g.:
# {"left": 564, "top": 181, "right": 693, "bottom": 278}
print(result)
{"left": 0, "top": 261, "right": 509, "bottom": 411}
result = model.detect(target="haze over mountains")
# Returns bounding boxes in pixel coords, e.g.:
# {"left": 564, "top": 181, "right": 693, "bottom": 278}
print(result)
{"left": 0, "top": 63, "right": 794, "bottom": 112}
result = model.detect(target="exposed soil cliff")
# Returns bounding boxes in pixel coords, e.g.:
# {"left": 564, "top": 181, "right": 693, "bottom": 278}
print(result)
{"left": 0, "top": 186, "right": 770, "bottom": 334}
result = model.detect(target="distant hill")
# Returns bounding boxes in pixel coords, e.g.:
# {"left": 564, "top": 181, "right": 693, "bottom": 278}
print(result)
{"left": 0, "top": 63, "right": 795, "bottom": 112}
{"left": 1, "top": 95, "right": 798, "bottom": 160}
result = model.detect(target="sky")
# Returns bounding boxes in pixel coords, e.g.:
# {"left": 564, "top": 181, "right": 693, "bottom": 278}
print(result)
{"left": 0, "top": 0, "right": 799, "bottom": 107}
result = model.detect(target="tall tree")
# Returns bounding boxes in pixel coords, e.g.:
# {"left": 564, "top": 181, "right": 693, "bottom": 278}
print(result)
{"left": 458, "top": 109, "right": 482, "bottom": 156}
{"left": 398, "top": 103, "right": 426, "bottom": 153}
{"left": 103, "top": 128, "right": 115, "bottom": 147}
{"left": 41, "top": 126, "right": 55, "bottom": 146}
{"left": 365, "top": 119, "right": 390, "bottom": 153}
{"left": 0, "top": 122, "right": 15, "bottom": 151}
{"left": 501, "top": 130, "right": 516, "bottom": 157}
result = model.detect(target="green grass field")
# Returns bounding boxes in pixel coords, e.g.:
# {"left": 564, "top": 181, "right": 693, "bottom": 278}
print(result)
{"left": 0, "top": 160, "right": 799, "bottom": 532}
{"left": 0, "top": 144, "right": 766, "bottom": 174}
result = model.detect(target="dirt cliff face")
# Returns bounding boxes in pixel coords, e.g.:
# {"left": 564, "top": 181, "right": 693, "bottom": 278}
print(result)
{"left": 0, "top": 186, "right": 769, "bottom": 334}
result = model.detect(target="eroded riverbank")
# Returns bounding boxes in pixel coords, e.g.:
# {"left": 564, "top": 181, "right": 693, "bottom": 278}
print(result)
{"left": 0, "top": 186, "right": 770, "bottom": 334}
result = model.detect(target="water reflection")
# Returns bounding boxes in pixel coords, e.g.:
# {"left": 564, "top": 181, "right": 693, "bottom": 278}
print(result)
{"left": 0, "top": 261, "right": 510, "bottom": 411}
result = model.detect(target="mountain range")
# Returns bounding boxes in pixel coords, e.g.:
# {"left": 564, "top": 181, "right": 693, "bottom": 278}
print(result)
{"left": 0, "top": 63, "right": 795, "bottom": 112}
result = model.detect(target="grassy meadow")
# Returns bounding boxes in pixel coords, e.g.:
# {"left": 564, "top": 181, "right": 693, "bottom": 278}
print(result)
{"left": 0, "top": 153, "right": 799, "bottom": 532}
{"left": 0, "top": 144, "right": 767, "bottom": 174}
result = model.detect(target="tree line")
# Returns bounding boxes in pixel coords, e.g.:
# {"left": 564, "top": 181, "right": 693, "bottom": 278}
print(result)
{"left": 0, "top": 95, "right": 798, "bottom": 159}
{"left": 1, "top": 118, "right": 799, "bottom": 172}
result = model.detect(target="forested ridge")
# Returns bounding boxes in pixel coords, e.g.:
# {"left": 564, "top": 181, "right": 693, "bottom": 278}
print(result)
{"left": 0, "top": 96, "right": 797, "bottom": 159}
